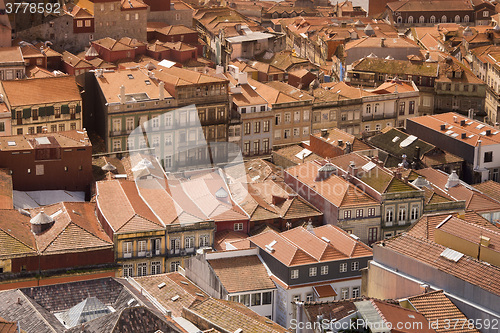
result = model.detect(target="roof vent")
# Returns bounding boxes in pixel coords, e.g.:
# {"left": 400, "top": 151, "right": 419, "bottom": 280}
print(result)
{"left": 315, "top": 163, "right": 337, "bottom": 181}
{"left": 321, "top": 129, "right": 328, "bottom": 137}
{"left": 171, "top": 295, "right": 180, "bottom": 302}
{"left": 321, "top": 236, "right": 330, "bottom": 243}
{"left": 440, "top": 248, "right": 463, "bottom": 262}
{"left": 215, "top": 187, "right": 228, "bottom": 199}
{"left": 158, "top": 282, "right": 166, "bottom": 289}
{"left": 486, "top": 129, "right": 492, "bottom": 136}
{"left": 30, "top": 211, "right": 55, "bottom": 234}
{"left": 461, "top": 133, "right": 467, "bottom": 139}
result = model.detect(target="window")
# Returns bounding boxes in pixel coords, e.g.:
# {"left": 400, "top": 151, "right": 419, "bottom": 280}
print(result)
{"left": 32, "top": 108, "right": 38, "bottom": 121}
{"left": 253, "top": 140, "right": 260, "bottom": 155}
{"left": 454, "top": 15, "right": 460, "bottom": 23}
{"left": 483, "top": 10, "right": 489, "bottom": 17}
{"left": 55, "top": 106, "right": 61, "bottom": 118}
{"left": 59, "top": 124, "right": 65, "bottom": 131}
{"left": 262, "top": 292, "right": 272, "bottom": 305}
{"left": 399, "top": 102, "right": 406, "bottom": 115}
{"left": 251, "top": 293, "right": 261, "bottom": 306}
{"left": 364, "top": 125, "right": 370, "bottom": 132}
{"left": 356, "top": 209, "right": 363, "bottom": 218}
{"left": 419, "top": 15, "right": 424, "bottom": 23}
{"left": 409, "top": 101, "right": 415, "bottom": 114}
{"left": 28, "top": 127, "right": 35, "bottom": 135}
{"left": 153, "top": 239, "right": 161, "bottom": 255}
{"left": 113, "top": 140, "right": 121, "bottom": 152}
{"left": 164, "top": 155, "right": 172, "bottom": 168}
{"left": 123, "top": 264, "right": 133, "bottom": 277}
{"left": 151, "top": 261, "right": 161, "bottom": 275}
{"left": 77, "top": 20, "right": 83, "bottom": 27}
{"left": 344, "top": 210, "right": 351, "bottom": 219}
{"left": 407, "top": 16, "right": 413, "bottom": 24}
{"left": 430, "top": 15, "right": 436, "bottom": 23}
{"left": 321, "top": 265, "right": 328, "bottom": 275}
{"left": 441, "top": 15, "right": 447, "bottom": 23}
{"left": 85, "top": 19, "right": 91, "bottom": 27}
{"left": 263, "top": 120, "right": 270, "bottom": 132}
{"left": 309, "top": 267, "right": 317, "bottom": 277}
{"left": 199, "top": 234, "right": 210, "bottom": 247}
{"left": 126, "top": 13, "right": 130, "bottom": 20}
{"left": 284, "top": 113, "right": 291, "bottom": 123}
{"left": 398, "top": 207, "right": 406, "bottom": 222}
{"left": 234, "top": 223, "right": 243, "bottom": 231}
{"left": 375, "top": 124, "right": 381, "bottom": 131}
{"left": 366, "top": 104, "right": 371, "bottom": 114}
{"left": 112, "top": 118, "right": 121, "bottom": 132}
{"left": 123, "top": 241, "right": 133, "bottom": 258}
{"left": 275, "top": 114, "right": 281, "bottom": 125}
{"left": 263, "top": 139, "right": 269, "bottom": 153}
{"left": 254, "top": 121, "right": 261, "bottom": 133}
{"left": 170, "top": 261, "right": 180, "bottom": 272}
{"left": 485, "top": 151, "right": 493, "bottom": 163}
{"left": 340, "top": 263, "right": 347, "bottom": 273}
{"left": 368, "top": 228, "right": 378, "bottom": 243}
{"left": 137, "top": 263, "right": 147, "bottom": 276}
{"left": 244, "top": 141, "right": 250, "bottom": 155}
{"left": 135, "top": 13, "right": 139, "bottom": 20}
{"left": 411, "top": 206, "right": 419, "bottom": 220}
{"left": 351, "top": 261, "right": 359, "bottom": 271}
{"left": 138, "top": 240, "right": 147, "bottom": 256}
{"left": 368, "top": 208, "right": 375, "bottom": 216}
{"left": 386, "top": 208, "right": 394, "bottom": 222}
{"left": 70, "top": 123, "right": 76, "bottom": 130}
{"left": 260, "top": 106, "right": 266, "bottom": 111}
{"left": 0, "top": 122, "right": 4, "bottom": 132}
{"left": 303, "top": 127, "right": 309, "bottom": 135}
{"left": 291, "top": 269, "right": 299, "bottom": 279}
{"left": 293, "top": 128, "right": 299, "bottom": 137}
{"left": 352, "top": 287, "right": 360, "bottom": 298}
{"left": 464, "top": 15, "right": 469, "bottom": 23}
{"left": 244, "top": 122, "right": 251, "bottom": 135}
{"left": 306, "top": 294, "right": 313, "bottom": 302}
{"left": 293, "top": 295, "right": 301, "bottom": 302}
{"left": 284, "top": 129, "right": 290, "bottom": 139}
{"left": 294, "top": 111, "right": 300, "bottom": 122}
{"left": 274, "top": 130, "right": 281, "bottom": 139}
{"left": 185, "top": 236, "right": 195, "bottom": 249}
{"left": 165, "top": 134, "right": 172, "bottom": 146}
{"left": 341, "top": 288, "right": 349, "bottom": 300}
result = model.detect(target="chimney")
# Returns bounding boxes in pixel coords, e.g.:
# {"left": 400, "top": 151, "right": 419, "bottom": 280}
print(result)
{"left": 453, "top": 116, "right": 458, "bottom": 123}
{"left": 440, "top": 124, "right": 446, "bottom": 131}
{"left": 424, "top": 51, "right": 430, "bottom": 60}
{"left": 414, "top": 146, "right": 421, "bottom": 161}
{"left": 381, "top": 37, "right": 386, "bottom": 47}
{"left": 159, "top": 81, "right": 165, "bottom": 100}
{"left": 321, "top": 129, "right": 328, "bottom": 137}
{"left": 119, "top": 85, "right": 126, "bottom": 104}
{"left": 480, "top": 235, "right": 490, "bottom": 247}
{"left": 306, "top": 219, "right": 314, "bottom": 234}
{"left": 460, "top": 119, "right": 466, "bottom": 126}
{"left": 216, "top": 65, "right": 224, "bottom": 74}
{"left": 338, "top": 139, "right": 343, "bottom": 146}
{"left": 486, "top": 129, "right": 492, "bottom": 136}
{"left": 445, "top": 170, "right": 460, "bottom": 189}
{"left": 238, "top": 71, "right": 248, "bottom": 85}
{"left": 461, "top": 133, "right": 467, "bottom": 139}
{"left": 345, "top": 141, "right": 352, "bottom": 154}
{"left": 348, "top": 161, "right": 358, "bottom": 177}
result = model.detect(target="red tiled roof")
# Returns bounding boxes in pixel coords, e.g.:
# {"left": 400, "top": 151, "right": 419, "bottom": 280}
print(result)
{"left": 312, "top": 285, "right": 337, "bottom": 298}
{"left": 408, "top": 113, "right": 500, "bottom": 147}
{"left": 286, "top": 160, "right": 379, "bottom": 207}
{"left": 0, "top": 210, "right": 37, "bottom": 257}
{"left": 371, "top": 299, "right": 436, "bottom": 333}
{"left": 249, "top": 225, "right": 372, "bottom": 267}
{"left": 407, "top": 211, "right": 498, "bottom": 241}
{"left": 0, "top": 169, "right": 13, "bottom": 210}
{"left": 207, "top": 255, "right": 275, "bottom": 293}
{"left": 213, "top": 230, "right": 249, "bottom": 251}
{"left": 381, "top": 233, "right": 500, "bottom": 296}
{"left": 407, "top": 290, "right": 480, "bottom": 333}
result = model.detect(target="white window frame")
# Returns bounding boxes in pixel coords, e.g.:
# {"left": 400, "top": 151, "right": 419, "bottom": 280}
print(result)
{"left": 138, "top": 240, "right": 147, "bottom": 257}
{"left": 321, "top": 265, "right": 328, "bottom": 275}
{"left": 309, "top": 267, "right": 317, "bottom": 277}
{"left": 351, "top": 261, "right": 359, "bottom": 271}
{"left": 340, "top": 263, "right": 347, "bottom": 273}
{"left": 291, "top": 269, "right": 299, "bottom": 279}
{"left": 234, "top": 223, "right": 243, "bottom": 231}
{"left": 151, "top": 261, "right": 161, "bottom": 275}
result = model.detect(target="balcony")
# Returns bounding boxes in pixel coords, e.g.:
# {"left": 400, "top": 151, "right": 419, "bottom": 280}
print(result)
{"left": 109, "top": 129, "right": 133, "bottom": 137}
{"left": 168, "top": 247, "right": 200, "bottom": 257}
{"left": 118, "top": 250, "right": 165, "bottom": 260}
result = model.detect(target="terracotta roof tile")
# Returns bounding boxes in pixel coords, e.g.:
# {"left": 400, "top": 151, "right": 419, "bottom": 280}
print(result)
{"left": 407, "top": 290, "right": 480, "bottom": 333}
{"left": 286, "top": 160, "right": 379, "bottom": 207}
{"left": 250, "top": 225, "right": 372, "bottom": 266}
{"left": 0, "top": 76, "right": 81, "bottom": 107}
{"left": 0, "top": 210, "right": 37, "bottom": 257}
{"left": 188, "top": 298, "right": 289, "bottom": 333}
{"left": 0, "top": 169, "right": 13, "bottom": 210}
{"left": 312, "top": 285, "right": 337, "bottom": 298}
{"left": 213, "top": 230, "right": 248, "bottom": 251}
{"left": 370, "top": 299, "right": 435, "bottom": 333}
{"left": 381, "top": 233, "right": 500, "bottom": 296}
{"left": 133, "top": 273, "right": 207, "bottom": 317}
{"left": 207, "top": 255, "right": 275, "bottom": 293}
{"left": 407, "top": 211, "right": 497, "bottom": 241}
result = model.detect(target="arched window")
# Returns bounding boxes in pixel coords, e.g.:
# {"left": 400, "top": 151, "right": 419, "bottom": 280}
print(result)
{"left": 455, "top": 15, "right": 460, "bottom": 23}
{"left": 441, "top": 15, "right": 447, "bottom": 23}
{"left": 419, "top": 16, "right": 425, "bottom": 23}
{"left": 430, "top": 15, "right": 436, "bottom": 23}
{"left": 408, "top": 16, "right": 413, "bottom": 24}
{"left": 464, "top": 15, "right": 469, "bottom": 23}
{"left": 397, "top": 16, "right": 402, "bottom": 23}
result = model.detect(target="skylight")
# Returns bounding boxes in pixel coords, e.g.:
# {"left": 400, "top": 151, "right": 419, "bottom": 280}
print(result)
{"left": 7, "top": 141, "right": 15, "bottom": 146}
{"left": 295, "top": 148, "right": 312, "bottom": 160}
{"left": 392, "top": 136, "right": 400, "bottom": 143}
{"left": 440, "top": 248, "right": 464, "bottom": 262}
{"left": 127, "top": 74, "right": 134, "bottom": 79}
{"left": 362, "top": 161, "right": 376, "bottom": 172}
{"left": 399, "top": 135, "right": 418, "bottom": 147}
{"left": 476, "top": 124, "right": 485, "bottom": 129}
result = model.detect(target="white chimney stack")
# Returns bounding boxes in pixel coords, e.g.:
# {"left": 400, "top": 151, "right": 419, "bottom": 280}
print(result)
{"left": 238, "top": 72, "right": 248, "bottom": 85}
{"left": 119, "top": 85, "right": 126, "bottom": 104}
